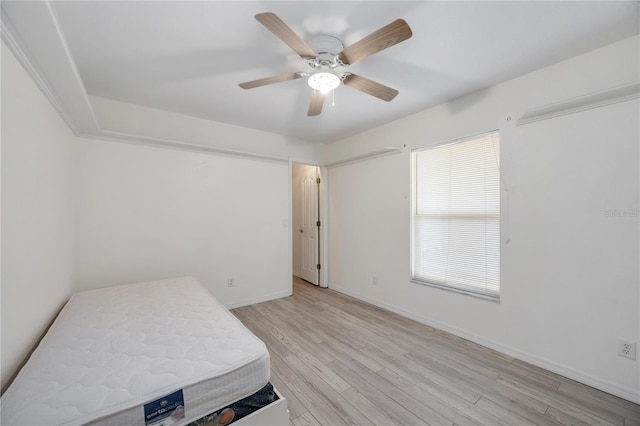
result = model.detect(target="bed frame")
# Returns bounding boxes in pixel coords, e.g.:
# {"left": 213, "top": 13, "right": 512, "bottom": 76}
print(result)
{"left": 231, "top": 387, "right": 289, "bottom": 426}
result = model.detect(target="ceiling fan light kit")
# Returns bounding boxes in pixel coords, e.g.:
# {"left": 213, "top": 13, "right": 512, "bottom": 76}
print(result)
{"left": 240, "top": 12, "right": 413, "bottom": 116}
{"left": 307, "top": 69, "right": 341, "bottom": 93}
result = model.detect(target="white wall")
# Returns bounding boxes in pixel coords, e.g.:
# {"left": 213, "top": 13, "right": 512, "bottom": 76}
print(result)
{"left": 1, "top": 41, "right": 77, "bottom": 390}
{"left": 75, "top": 138, "right": 291, "bottom": 307}
{"left": 327, "top": 35, "right": 640, "bottom": 402}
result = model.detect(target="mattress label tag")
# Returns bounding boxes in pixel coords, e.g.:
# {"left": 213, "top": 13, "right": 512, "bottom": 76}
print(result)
{"left": 144, "top": 389, "right": 185, "bottom": 426}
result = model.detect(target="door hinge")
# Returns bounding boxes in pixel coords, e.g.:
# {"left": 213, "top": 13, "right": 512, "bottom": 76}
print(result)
{"left": 317, "top": 263, "right": 321, "bottom": 270}
{"left": 316, "top": 220, "right": 321, "bottom": 227}
{"left": 316, "top": 177, "right": 321, "bottom": 184}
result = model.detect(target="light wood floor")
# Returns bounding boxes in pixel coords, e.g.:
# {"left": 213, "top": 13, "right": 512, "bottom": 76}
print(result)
{"left": 232, "top": 278, "right": 639, "bottom": 426}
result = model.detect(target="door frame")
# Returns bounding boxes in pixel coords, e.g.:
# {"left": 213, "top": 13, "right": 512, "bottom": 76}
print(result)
{"left": 289, "top": 161, "right": 329, "bottom": 289}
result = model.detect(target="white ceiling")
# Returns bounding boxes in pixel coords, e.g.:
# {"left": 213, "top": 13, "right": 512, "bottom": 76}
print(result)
{"left": 3, "top": 1, "right": 639, "bottom": 143}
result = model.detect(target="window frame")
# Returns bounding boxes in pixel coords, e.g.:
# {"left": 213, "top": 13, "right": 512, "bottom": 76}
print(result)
{"left": 410, "top": 130, "right": 501, "bottom": 302}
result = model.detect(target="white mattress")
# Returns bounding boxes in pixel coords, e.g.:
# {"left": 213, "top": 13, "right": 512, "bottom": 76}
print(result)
{"left": 1, "top": 277, "right": 271, "bottom": 426}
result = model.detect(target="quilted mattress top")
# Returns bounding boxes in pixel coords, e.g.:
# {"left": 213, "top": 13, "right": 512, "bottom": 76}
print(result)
{"left": 1, "top": 277, "right": 269, "bottom": 426}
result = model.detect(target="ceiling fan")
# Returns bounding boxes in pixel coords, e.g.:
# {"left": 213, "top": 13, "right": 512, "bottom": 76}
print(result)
{"left": 239, "top": 13, "right": 413, "bottom": 116}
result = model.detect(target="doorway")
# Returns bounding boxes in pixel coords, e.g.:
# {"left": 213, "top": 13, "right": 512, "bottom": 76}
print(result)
{"left": 292, "top": 163, "right": 325, "bottom": 287}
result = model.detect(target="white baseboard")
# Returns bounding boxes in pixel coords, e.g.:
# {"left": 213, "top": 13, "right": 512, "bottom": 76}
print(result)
{"left": 329, "top": 284, "right": 640, "bottom": 404}
{"left": 225, "top": 291, "right": 291, "bottom": 310}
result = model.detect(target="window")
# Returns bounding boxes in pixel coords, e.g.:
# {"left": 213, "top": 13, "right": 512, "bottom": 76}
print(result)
{"left": 411, "top": 131, "right": 500, "bottom": 300}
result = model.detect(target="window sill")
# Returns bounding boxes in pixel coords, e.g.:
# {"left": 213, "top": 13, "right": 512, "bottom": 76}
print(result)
{"left": 411, "top": 279, "right": 500, "bottom": 303}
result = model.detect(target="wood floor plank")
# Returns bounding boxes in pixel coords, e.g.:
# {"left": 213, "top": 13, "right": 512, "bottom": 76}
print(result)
{"left": 270, "top": 351, "right": 299, "bottom": 384}
{"left": 360, "top": 345, "right": 483, "bottom": 404}
{"left": 285, "top": 357, "right": 369, "bottom": 426}
{"left": 405, "top": 348, "right": 553, "bottom": 419}
{"left": 475, "top": 396, "right": 536, "bottom": 425}
{"left": 321, "top": 336, "right": 384, "bottom": 373}
{"left": 322, "top": 344, "right": 467, "bottom": 424}
{"left": 497, "top": 376, "right": 623, "bottom": 426}
{"left": 329, "top": 358, "right": 453, "bottom": 426}
{"left": 291, "top": 411, "right": 322, "bottom": 426}
{"left": 315, "top": 300, "right": 392, "bottom": 338}
{"left": 287, "top": 378, "right": 352, "bottom": 426}
{"left": 477, "top": 394, "right": 563, "bottom": 426}
{"left": 231, "top": 278, "right": 640, "bottom": 425}
{"left": 292, "top": 350, "right": 351, "bottom": 393}
{"left": 415, "top": 340, "right": 501, "bottom": 381}
{"left": 235, "top": 305, "right": 294, "bottom": 360}
{"left": 340, "top": 348, "right": 501, "bottom": 424}
{"left": 549, "top": 382, "right": 632, "bottom": 426}
{"left": 405, "top": 349, "right": 498, "bottom": 390}
{"left": 556, "top": 381, "right": 640, "bottom": 425}
{"left": 428, "top": 336, "right": 562, "bottom": 392}
{"left": 260, "top": 304, "right": 337, "bottom": 364}
{"left": 545, "top": 405, "right": 594, "bottom": 426}
{"left": 340, "top": 387, "right": 411, "bottom": 426}
{"left": 509, "top": 374, "right": 628, "bottom": 426}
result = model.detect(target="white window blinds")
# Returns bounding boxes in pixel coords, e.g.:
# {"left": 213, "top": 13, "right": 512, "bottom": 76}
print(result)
{"left": 411, "top": 132, "right": 500, "bottom": 300}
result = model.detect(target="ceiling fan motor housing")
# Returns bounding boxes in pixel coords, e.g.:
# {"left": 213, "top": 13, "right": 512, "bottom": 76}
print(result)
{"left": 307, "top": 35, "right": 346, "bottom": 69}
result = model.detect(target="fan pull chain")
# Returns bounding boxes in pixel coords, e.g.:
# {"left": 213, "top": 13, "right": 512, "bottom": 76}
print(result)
{"left": 332, "top": 90, "right": 335, "bottom": 107}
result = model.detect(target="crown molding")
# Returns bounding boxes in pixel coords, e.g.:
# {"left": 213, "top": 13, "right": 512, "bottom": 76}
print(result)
{"left": 518, "top": 81, "right": 640, "bottom": 126}
{"left": 325, "top": 147, "right": 403, "bottom": 168}
{"left": 1, "top": 8, "right": 80, "bottom": 135}
{"left": 45, "top": 1, "right": 100, "bottom": 132}
{"left": 82, "top": 130, "right": 290, "bottom": 163}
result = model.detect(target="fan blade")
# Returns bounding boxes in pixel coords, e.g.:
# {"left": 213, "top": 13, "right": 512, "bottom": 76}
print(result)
{"left": 342, "top": 74, "right": 398, "bottom": 102}
{"left": 255, "top": 13, "right": 317, "bottom": 60}
{"left": 338, "top": 19, "right": 412, "bottom": 65}
{"left": 308, "top": 90, "right": 324, "bottom": 116}
{"left": 239, "top": 72, "right": 303, "bottom": 89}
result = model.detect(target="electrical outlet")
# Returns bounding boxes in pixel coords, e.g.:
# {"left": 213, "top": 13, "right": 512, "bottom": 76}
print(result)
{"left": 227, "top": 278, "right": 235, "bottom": 288}
{"left": 618, "top": 339, "right": 637, "bottom": 360}
{"left": 372, "top": 276, "right": 377, "bottom": 286}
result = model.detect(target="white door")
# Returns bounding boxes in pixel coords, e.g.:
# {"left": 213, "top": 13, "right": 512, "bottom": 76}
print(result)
{"left": 300, "top": 167, "right": 319, "bottom": 285}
